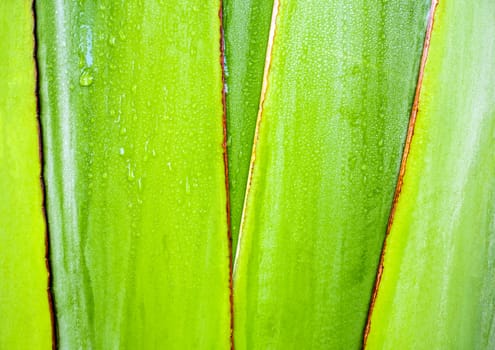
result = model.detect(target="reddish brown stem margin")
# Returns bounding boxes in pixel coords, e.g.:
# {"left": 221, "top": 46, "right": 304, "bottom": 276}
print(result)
{"left": 32, "top": 0, "right": 57, "bottom": 349}
{"left": 362, "top": 0, "right": 439, "bottom": 347}
{"left": 218, "top": 2, "right": 235, "bottom": 349}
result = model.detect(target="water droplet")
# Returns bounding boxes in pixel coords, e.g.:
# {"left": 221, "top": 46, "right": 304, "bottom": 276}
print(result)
{"left": 119, "top": 147, "right": 125, "bottom": 155}
{"left": 79, "top": 69, "right": 94, "bottom": 86}
{"left": 127, "top": 163, "right": 135, "bottom": 181}
{"left": 186, "top": 177, "right": 190, "bottom": 194}
{"left": 102, "top": 172, "right": 108, "bottom": 178}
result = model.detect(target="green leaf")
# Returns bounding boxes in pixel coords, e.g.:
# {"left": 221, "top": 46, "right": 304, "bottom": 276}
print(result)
{"left": 365, "top": 1, "right": 495, "bottom": 348}
{"left": 36, "top": 1, "right": 231, "bottom": 348}
{"left": 233, "top": 0, "right": 430, "bottom": 348}
{"left": 223, "top": 0, "right": 274, "bottom": 255}
{"left": 0, "top": 1, "right": 53, "bottom": 349}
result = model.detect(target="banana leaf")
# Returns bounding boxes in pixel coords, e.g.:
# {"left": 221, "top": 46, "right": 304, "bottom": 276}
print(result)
{"left": 0, "top": 1, "right": 53, "bottom": 348}
{"left": 233, "top": 0, "right": 431, "bottom": 348}
{"left": 36, "top": 1, "right": 231, "bottom": 348}
{"left": 365, "top": 1, "right": 495, "bottom": 348}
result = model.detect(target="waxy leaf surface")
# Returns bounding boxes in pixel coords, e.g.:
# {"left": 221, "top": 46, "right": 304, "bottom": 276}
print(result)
{"left": 366, "top": 1, "right": 495, "bottom": 348}
{"left": 223, "top": 0, "right": 274, "bottom": 254}
{"left": 234, "top": 0, "right": 430, "bottom": 348}
{"left": 37, "top": 1, "right": 231, "bottom": 348}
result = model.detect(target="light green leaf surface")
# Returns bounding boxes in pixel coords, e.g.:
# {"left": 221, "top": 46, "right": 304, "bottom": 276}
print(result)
{"left": 36, "top": 1, "right": 231, "bottom": 348}
{"left": 223, "top": 0, "right": 274, "bottom": 255}
{"left": 233, "top": 0, "right": 430, "bottom": 348}
{"left": 366, "top": 1, "right": 495, "bottom": 348}
{"left": 0, "top": 1, "right": 53, "bottom": 349}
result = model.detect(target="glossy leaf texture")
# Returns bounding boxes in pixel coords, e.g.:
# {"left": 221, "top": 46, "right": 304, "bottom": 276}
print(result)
{"left": 223, "top": 0, "right": 274, "bottom": 254}
{"left": 233, "top": 0, "right": 431, "bottom": 348}
{"left": 0, "top": 1, "right": 53, "bottom": 349}
{"left": 365, "top": 1, "right": 495, "bottom": 348}
{"left": 36, "top": 1, "right": 231, "bottom": 348}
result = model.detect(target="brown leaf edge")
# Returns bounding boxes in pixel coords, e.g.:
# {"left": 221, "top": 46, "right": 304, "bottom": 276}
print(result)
{"left": 32, "top": 0, "right": 57, "bottom": 348}
{"left": 219, "top": 2, "right": 235, "bottom": 349}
